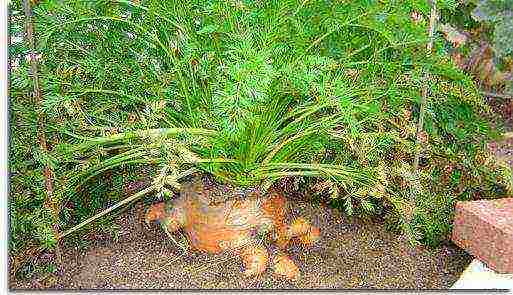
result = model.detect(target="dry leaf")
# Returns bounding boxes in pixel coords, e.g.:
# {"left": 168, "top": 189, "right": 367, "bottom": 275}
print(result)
{"left": 439, "top": 24, "right": 468, "bottom": 48}
{"left": 128, "top": 113, "right": 137, "bottom": 123}
{"left": 451, "top": 51, "right": 466, "bottom": 70}
{"left": 410, "top": 11, "right": 423, "bottom": 24}
{"left": 417, "top": 131, "right": 428, "bottom": 144}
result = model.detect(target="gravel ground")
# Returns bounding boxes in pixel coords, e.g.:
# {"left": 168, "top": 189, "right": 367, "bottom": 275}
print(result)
{"left": 10, "top": 199, "right": 472, "bottom": 290}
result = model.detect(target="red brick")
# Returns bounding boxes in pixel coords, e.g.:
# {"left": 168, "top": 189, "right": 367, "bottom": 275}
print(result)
{"left": 452, "top": 198, "right": 513, "bottom": 274}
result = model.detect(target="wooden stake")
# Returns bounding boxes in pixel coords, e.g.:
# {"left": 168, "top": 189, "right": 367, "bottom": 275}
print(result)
{"left": 409, "top": 0, "right": 437, "bottom": 224}
{"left": 22, "top": 0, "right": 63, "bottom": 265}
{"left": 413, "top": 0, "right": 437, "bottom": 173}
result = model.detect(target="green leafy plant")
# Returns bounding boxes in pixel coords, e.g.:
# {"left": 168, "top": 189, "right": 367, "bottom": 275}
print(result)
{"left": 9, "top": 0, "right": 511, "bottom": 265}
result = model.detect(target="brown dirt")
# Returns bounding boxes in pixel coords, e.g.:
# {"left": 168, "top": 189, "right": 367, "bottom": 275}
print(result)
{"left": 10, "top": 199, "right": 472, "bottom": 290}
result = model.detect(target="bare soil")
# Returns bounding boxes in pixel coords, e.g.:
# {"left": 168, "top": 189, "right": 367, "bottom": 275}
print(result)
{"left": 10, "top": 199, "right": 472, "bottom": 290}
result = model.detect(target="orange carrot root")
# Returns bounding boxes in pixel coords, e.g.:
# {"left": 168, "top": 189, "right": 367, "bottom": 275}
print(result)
{"left": 272, "top": 254, "right": 300, "bottom": 280}
{"left": 241, "top": 246, "right": 269, "bottom": 277}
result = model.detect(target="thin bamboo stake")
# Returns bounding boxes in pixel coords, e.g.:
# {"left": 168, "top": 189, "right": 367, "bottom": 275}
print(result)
{"left": 409, "top": 0, "right": 437, "bottom": 221}
{"left": 22, "top": 0, "right": 62, "bottom": 265}
{"left": 413, "top": 0, "right": 437, "bottom": 173}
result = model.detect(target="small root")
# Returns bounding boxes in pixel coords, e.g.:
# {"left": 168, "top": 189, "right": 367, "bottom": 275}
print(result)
{"left": 163, "top": 227, "right": 188, "bottom": 254}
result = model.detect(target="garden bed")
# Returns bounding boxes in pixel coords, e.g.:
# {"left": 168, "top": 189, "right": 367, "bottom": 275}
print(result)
{"left": 10, "top": 199, "right": 471, "bottom": 290}
{"left": 10, "top": 0, "right": 512, "bottom": 289}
